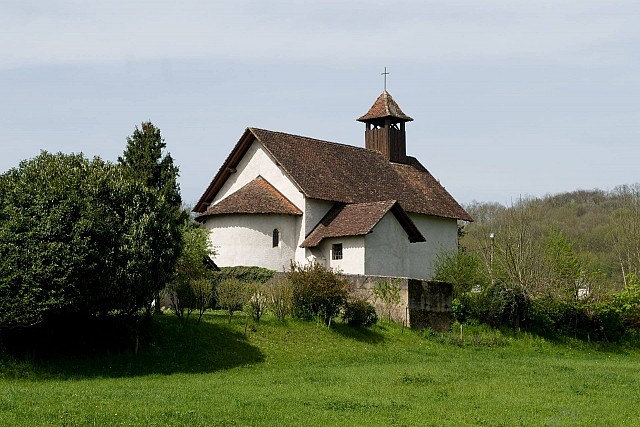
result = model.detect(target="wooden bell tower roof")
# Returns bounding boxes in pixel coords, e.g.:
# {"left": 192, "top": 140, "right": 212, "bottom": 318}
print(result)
{"left": 357, "top": 91, "right": 413, "bottom": 123}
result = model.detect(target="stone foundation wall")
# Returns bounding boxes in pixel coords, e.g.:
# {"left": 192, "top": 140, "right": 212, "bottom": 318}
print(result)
{"left": 341, "top": 274, "right": 410, "bottom": 324}
{"left": 407, "top": 280, "right": 453, "bottom": 332}
{"left": 271, "top": 271, "right": 453, "bottom": 330}
{"left": 341, "top": 274, "right": 453, "bottom": 331}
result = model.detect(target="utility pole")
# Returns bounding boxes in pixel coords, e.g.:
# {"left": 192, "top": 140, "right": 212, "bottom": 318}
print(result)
{"left": 489, "top": 232, "right": 495, "bottom": 285}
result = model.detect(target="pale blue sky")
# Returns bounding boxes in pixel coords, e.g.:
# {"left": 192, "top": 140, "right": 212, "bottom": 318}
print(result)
{"left": 1, "top": 1, "right": 639, "bottom": 206}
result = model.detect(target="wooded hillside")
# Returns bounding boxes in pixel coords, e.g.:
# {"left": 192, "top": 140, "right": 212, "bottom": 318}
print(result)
{"left": 460, "top": 184, "right": 640, "bottom": 294}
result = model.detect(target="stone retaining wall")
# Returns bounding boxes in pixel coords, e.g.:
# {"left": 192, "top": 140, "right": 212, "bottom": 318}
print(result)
{"left": 341, "top": 274, "right": 453, "bottom": 331}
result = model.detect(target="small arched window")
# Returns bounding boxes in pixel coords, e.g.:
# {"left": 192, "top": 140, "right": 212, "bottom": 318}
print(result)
{"left": 272, "top": 229, "right": 279, "bottom": 248}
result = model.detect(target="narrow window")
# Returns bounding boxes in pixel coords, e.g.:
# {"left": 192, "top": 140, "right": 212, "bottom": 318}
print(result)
{"left": 331, "top": 243, "right": 343, "bottom": 260}
{"left": 272, "top": 229, "right": 279, "bottom": 248}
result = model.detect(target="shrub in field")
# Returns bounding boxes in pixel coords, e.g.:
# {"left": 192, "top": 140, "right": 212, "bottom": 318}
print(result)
{"left": 524, "top": 296, "right": 594, "bottom": 339}
{"left": 342, "top": 298, "right": 378, "bottom": 327}
{"left": 213, "top": 266, "right": 275, "bottom": 284}
{"left": 459, "top": 282, "right": 527, "bottom": 329}
{"left": 591, "top": 301, "right": 625, "bottom": 341}
{"left": 288, "top": 262, "right": 349, "bottom": 326}
{"left": 166, "top": 222, "right": 214, "bottom": 324}
{"left": 265, "top": 276, "right": 294, "bottom": 321}
{"left": 190, "top": 278, "right": 214, "bottom": 323}
{"left": 373, "top": 279, "right": 401, "bottom": 322}
{"left": 244, "top": 282, "right": 268, "bottom": 323}
{"left": 452, "top": 269, "right": 640, "bottom": 341}
{"left": 216, "top": 278, "right": 248, "bottom": 323}
{"left": 434, "top": 249, "right": 490, "bottom": 297}
{"left": 612, "top": 274, "right": 640, "bottom": 329}
{"left": 166, "top": 277, "right": 214, "bottom": 324}
{"left": 165, "top": 281, "right": 196, "bottom": 323}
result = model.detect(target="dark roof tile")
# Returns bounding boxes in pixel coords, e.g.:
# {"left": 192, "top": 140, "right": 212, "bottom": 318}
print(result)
{"left": 300, "top": 200, "right": 425, "bottom": 248}
{"left": 194, "top": 128, "right": 472, "bottom": 222}
{"left": 197, "top": 176, "right": 302, "bottom": 218}
{"left": 357, "top": 91, "right": 413, "bottom": 122}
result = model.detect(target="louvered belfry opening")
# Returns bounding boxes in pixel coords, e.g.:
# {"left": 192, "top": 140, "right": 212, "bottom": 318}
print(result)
{"left": 357, "top": 91, "right": 413, "bottom": 164}
{"left": 364, "top": 119, "right": 407, "bottom": 163}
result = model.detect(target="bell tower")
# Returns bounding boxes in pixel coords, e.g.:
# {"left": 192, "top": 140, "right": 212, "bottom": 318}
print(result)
{"left": 357, "top": 91, "right": 413, "bottom": 163}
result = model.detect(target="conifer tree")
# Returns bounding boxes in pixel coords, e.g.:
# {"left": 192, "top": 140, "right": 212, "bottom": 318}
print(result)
{"left": 119, "top": 122, "right": 185, "bottom": 313}
{"left": 118, "top": 122, "right": 181, "bottom": 209}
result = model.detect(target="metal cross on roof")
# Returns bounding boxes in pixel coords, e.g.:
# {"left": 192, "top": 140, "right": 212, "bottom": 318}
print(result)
{"left": 381, "top": 67, "right": 389, "bottom": 91}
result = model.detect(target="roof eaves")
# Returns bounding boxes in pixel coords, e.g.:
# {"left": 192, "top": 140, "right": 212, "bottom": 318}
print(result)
{"left": 300, "top": 203, "right": 344, "bottom": 248}
{"left": 390, "top": 202, "right": 426, "bottom": 243}
{"left": 357, "top": 91, "right": 414, "bottom": 122}
{"left": 300, "top": 200, "right": 423, "bottom": 248}
{"left": 193, "top": 128, "right": 256, "bottom": 213}
{"left": 196, "top": 175, "right": 303, "bottom": 217}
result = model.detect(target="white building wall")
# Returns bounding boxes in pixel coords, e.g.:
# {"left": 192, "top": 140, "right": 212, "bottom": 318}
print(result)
{"left": 202, "top": 137, "right": 459, "bottom": 278}
{"left": 298, "top": 198, "right": 334, "bottom": 264}
{"left": 364, "top": 212, "right": 410, "bottom": 277}
{"left": 315, "top": 236, "right": 365, "bottom": 275}
{"left": 211, "top": 140, "right": 304, "bottom": 212}
{"left": 408, "top": 214, "right": 458, "bottom": 279}
{"left": 202, "top": 214, "right": 298, "bottom": 272}
{"left": 206, "top": 139, "right": 307, "bottom": 270}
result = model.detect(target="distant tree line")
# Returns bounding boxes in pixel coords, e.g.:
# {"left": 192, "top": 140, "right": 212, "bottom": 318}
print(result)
{"left": 435, "top": 186, "right": 640, "bottom": 340}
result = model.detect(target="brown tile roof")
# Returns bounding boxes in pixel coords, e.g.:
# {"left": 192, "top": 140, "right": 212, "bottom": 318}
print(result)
{"left": 300, "top": 200, "right": 426, "bottom": 248}
{"left": 196, "top": 176, "right": 302, "bottom": 218}
{"left": 194, "top": 128, "right": 472, "bottom": 222}
{"left": 357, "top": 91, "right": 413, "bottom": 122}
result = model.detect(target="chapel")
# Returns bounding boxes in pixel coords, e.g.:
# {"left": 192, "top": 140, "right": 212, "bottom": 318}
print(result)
{"left": 193, "top": 91, "right": 472, "bottom": 279}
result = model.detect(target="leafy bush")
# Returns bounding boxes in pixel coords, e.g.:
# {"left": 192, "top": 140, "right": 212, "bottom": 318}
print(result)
{"left": 165, "top": 281, "right": 196, "bottom": 323}
{"left": 434, "top": 249, "right": 490, "bottom": 296}
{"left": 455, "top": 282, "right": 527, "bottom": 329}
{"left": 458, "top": 284, "right": 639, "bottom": 342}
{"left": 342, "top": 299, "right": 378, "bottom": 327}
{"left": 244, "top": 282, "right": 268, "bottom": 323}
{"left": 215, "top": 278, "right": 249, "bottom": 323}
{"left": 265, "top": 275, "right": 294, "bottom": 321}
{"left": 165, "top": 222, "right": 214, "bottom": 323}
{"left": 592, "top": 302, "right": 625, "bottom": 342}
{"left": 213, "top": 266, "right": 275, "bottom": 284}
{"left": 288, "top": 262, "right": 349, "bottom": 326}
{"left": 190, "top": 278, "right": 214, "bottom": 323}
{"left": 612, "top": 274, "right": 640, "bottom": 329}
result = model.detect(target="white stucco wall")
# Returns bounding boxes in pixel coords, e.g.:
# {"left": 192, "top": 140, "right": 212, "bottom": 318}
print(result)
{"left": 314, "top": 236, "right": 365, "bottom": 275}
{"left": 205, "top": 139, "right": 307, "bottom": 270}
{"left": 364, "top": 212, "right": 410, "bottom": 277}
{"left": 201, "top": 137, "right": 458, "bottom": 278}
{"left": 298, "top": 198, "right": 334, "bottom": 264}
{"left": 202, "top": 214, "right": 299, "bottom": 272}
{"left": 211, "top": 140, "right": 304, "bottom": 212}
{"left": 408, "top": 214, "right": 458, "bottom": 279}
{"left": 303, "top": 198, "right": 334, "bottom": 237}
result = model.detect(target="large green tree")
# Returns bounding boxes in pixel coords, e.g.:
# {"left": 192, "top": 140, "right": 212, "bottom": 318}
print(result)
{"left": 118, "top": 122, "right": 185, "bottom": 311}
{"left": 0, "top": 152, "right": 182, "bottom": 330}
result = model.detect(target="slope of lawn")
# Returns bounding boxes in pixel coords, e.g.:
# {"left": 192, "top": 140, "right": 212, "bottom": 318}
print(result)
{"left": 1, "top": 312, "right": 639, "bottom": 426}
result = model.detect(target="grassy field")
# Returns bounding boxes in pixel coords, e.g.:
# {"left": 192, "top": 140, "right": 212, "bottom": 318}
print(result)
{"left": 1, "top": 312, "right": 640, "bottom": 426}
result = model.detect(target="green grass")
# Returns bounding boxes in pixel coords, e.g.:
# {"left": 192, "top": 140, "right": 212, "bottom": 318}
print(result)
{"left": 1, "top": 313, "right": 640, "bottom": 426}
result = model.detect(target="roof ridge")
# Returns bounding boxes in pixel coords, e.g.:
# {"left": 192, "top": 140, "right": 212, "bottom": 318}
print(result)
{"left": 252, "top": 175, "right": 303, "bottom": 215}
{"left": 249, "top": 127, "right": 377, "bottom": 155}
{"left": 195, "top": 127, "right": 473, "bottom": 222}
